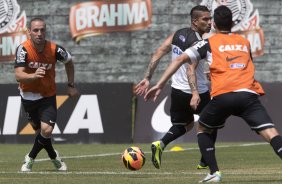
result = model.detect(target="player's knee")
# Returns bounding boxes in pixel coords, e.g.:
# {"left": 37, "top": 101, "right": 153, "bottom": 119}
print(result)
{"left": 197, "top": 124, "right": 214, "bottom": 134}
{"left": 40, "top": 123, "right": 54, "bottom": 137}
{"left": 259, "top": 127, "right": 279, "bottom": 142}
{"left": 197, "top": 124, "right": 206, "bottom": 133}
{"left": 184, "top": 122, "right": 194, "bottom": 132}
{"left": 171, "top": 124, "right": 187, "bottom": 135}
{"left": 41, "top": 129, "right": 52, "bottom": 137}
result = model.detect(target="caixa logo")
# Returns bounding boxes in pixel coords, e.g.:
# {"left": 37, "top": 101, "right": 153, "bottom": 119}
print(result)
{"left": 2, "top": 95, "right": 104, "bottom": 135}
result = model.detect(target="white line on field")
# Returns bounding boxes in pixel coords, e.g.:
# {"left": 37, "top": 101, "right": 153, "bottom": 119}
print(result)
{"left": 0, "top": 143, "right": 276, "bottom": 176}
{"left": 34, "top": 142, "right": 267, "bottom": 162}
{"left": 0, "top": 170, "right": 280, "bottom": 175}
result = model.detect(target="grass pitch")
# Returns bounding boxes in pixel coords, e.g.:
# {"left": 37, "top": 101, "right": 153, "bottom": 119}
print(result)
{"left": 0, "top": 142, "right": 281, "bottom": 184}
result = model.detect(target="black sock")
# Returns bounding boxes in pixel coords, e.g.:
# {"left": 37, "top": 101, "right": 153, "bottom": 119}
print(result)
{"left": 211, "top": 129, "right": 218, "bottom": 142}
{"left": 43, "top": 136, "right": 57, "bottom": 159}
{"left": 200, "top": 130, "right": 218, "bottom": 165}
{"left": 270, "top": 135, "right": 282, "bottom": 159}
{"left": 161, "top": 125, "right": 186, "bottom": 147}
{"left": 29, "top": 133, "right": 44, "bottom": 159}
{"left": 198, "top": 132, "right": 219, "bottom": 174}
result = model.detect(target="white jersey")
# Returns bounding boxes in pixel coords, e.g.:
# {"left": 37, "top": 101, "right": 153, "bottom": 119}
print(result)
{"left": 170, "top": 28, "right": 209, "bottom": 94}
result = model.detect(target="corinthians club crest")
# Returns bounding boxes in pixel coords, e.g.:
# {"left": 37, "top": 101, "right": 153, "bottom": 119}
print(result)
{"left": 201, "top": 0, "right": 265, "bottom": 57}
{"left": 0, "top": 0, "right": 20, "bottom": 34}
{"left": 0, "top": 0, "right": 27, "bottom": 62}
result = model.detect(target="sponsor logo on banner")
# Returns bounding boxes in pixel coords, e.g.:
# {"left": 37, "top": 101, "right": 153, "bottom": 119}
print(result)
{"left": 0, "top": 83, "right": 133, "bottom": 143}
{"left": 69, "top": 0, "right": 152, "bottom": 42}
{"left": 0, "top": 0, "right": 27, "bottom": 62}
{"left": 151, "top": 97, "right": 199, "bottom": 133}
{"left": 2, "top": 95, "right": 104, "bottom": 135}
{"left": 201, "top": 0, "right": 264, "bottom": 57}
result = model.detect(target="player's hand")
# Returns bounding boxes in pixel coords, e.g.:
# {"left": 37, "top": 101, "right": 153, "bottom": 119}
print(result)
{"left": 144, "top": 85, "right": 162, "bottom": 102}
{"left": 190, "top": 91, "right": 200, "bottom": 110}
{"left": 67, "top": 87, "right": 79, "bottom": 99}
{"left": 34, "top": 67, "right": 46, "bottom": 79}
{"left": 135, "top": 78, "right": 150, "bottom": 96}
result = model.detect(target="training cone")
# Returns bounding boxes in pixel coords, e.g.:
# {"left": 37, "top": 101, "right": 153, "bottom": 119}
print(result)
{"left": 170, "top": 146, "right": 184, "bottom": 152}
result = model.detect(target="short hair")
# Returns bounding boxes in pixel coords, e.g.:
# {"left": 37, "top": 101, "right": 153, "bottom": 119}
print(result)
{"left": 213, "top": 6, "right": 233, "bottom": 31}
{"left": 190, "top": 5, "right": 210, "bottom": 20}
{"left": 28, "top": 17, "right": 45, "bottom": 29}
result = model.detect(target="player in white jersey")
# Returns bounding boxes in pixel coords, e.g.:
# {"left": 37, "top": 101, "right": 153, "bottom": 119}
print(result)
{"left": 135, "top": 5, "right": 217, "bottom": 169}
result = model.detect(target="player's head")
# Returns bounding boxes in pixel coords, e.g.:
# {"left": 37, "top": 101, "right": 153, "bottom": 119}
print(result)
{"left": 213, "top": 5, "right": 233, "bottom": 32}
{"left": 28, "top": 17, "right": 46, "bottom": 46}
{"left": 190, "top": 5, "right": 212, "bottom": 35}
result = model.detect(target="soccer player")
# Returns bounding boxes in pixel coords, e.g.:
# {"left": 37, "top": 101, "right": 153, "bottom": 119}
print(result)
{"left": 135, "top": 5, "right": 217, "bottom": 169}
{"left": 14, "top": 18, "right": 79, "bottom": 172}
{"left": 144, "top": 5, "right": 282, "bottom": 182}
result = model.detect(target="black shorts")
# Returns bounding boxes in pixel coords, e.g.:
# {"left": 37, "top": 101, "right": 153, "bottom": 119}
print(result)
{"left": 199, "top": 92, "right": 274, "bottom": 131}
{"left": 21, "top": 96, "right": 57, "bottom": 130}
{"left": 170, "top": 87, "right": 210, "bottom": 125}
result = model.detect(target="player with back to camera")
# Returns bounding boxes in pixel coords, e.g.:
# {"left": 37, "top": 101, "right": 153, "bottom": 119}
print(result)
{"left": 14, "top": 17, "right": 79, "bottom": 172}
{"left": 135, "top": 5, "right": 217, "bottom": 169}
{"left": 144, "top": 5, "right": 282, "bottom": 182}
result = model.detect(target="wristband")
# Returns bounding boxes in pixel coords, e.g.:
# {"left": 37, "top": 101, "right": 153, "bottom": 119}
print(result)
{"left": 68, "top": 82, "right": 75, "bottom": 88}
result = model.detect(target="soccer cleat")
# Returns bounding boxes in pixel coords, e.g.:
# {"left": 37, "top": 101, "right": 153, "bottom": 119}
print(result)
{"left": 199, "top": 171, "right": 222, "bottom": 183}
{"left": 21, "top": 154, "right": 34, "bottom": 172}
{"left": 197, "top": 161, "right": 209, "bottom": 169}
{"left": 52, "top": 150, "right": 67, "bottom": 171}
{"left": 151, "top": 141, "right": 163, "bottom": 169}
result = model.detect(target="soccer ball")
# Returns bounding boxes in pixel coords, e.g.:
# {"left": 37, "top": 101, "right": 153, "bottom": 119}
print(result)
{"left": 122, "top": 146, "right": 146, "bottom": 171}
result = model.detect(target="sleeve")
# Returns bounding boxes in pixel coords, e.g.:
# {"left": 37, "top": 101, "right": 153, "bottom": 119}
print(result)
{"left": 184, "top": 39, "right": 210, "bottom": 63}
{"left": 14, "top": 45, "right": 27, "bottom": 68}
{"left": 55, "top": 45, "right": 72, "bottom": 64}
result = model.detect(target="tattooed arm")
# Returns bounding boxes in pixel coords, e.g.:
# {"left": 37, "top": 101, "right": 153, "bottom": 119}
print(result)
{"left": 135, "top": 33, "right": 174, "bottom": 96}
{"left": 144, "top": 53, "right": 190, "bottom": 101}
{"left": 186, "top": 62, "right": 201, "bottom": 110}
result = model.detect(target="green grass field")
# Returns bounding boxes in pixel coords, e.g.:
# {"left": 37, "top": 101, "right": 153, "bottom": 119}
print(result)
{"left": 0, "top": 142, "right": 281, "bottom": 184}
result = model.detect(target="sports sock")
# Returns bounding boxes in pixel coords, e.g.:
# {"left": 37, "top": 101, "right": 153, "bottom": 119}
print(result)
{"left": 199, "top": 130, "right": 218, "bottom": 165}
{"left": 198, "top": 132, "right": 219, "bottom": 174}
{"left": 211, "top": 129, "right": 218, "bottom": 142}
{"left": 29, "top": 133, "right": 45, "bottom": 159}
{"left": 161, "top": 125, "right": 186, "bottom": 147}
{"left": 270, "top": 135, "right": 282, "bottom": 159}
{"left": 43, "top": 136, "right": 57, "bottom": 159}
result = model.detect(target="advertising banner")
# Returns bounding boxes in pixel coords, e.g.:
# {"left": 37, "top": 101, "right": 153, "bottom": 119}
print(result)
{"left": 69, "top": 0, "right": 152, "bottom": 42}
{"left": 134, "top": 83, "right": 282, "bottom": 143}
{"left": 0, "top": 83, "right": 133, "bottom": 143}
